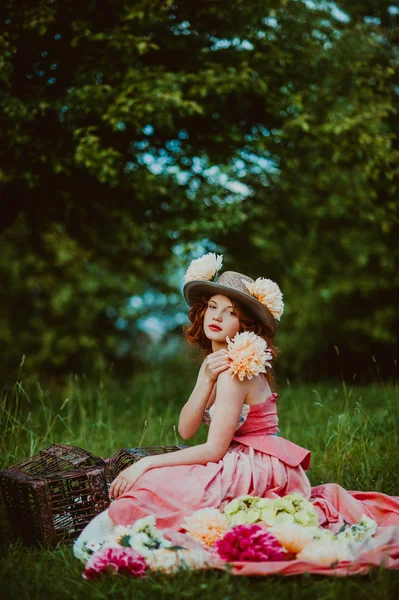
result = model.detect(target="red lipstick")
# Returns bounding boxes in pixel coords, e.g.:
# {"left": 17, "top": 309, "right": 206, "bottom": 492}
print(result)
{"left": 209, "top": 324, "right": 222, "bottom": 331}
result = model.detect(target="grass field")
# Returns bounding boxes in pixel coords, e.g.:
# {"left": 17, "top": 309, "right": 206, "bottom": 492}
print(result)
{"left": 1, "top": 355, "right": 398, "bottom": 599}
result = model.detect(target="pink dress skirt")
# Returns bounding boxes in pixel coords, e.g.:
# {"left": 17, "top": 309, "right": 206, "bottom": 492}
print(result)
{"left": 98, "top": 393, "right": 399, "bottom": 575}
{"left": 108, "top": 440, "right": 312, "bottom": 529}
{"left": 109, "top": 393, "right": 314, "bottom": 528}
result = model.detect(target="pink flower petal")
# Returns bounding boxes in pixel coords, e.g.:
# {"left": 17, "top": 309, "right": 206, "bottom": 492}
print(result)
{"left": 215, "top": 524, "right": 285, "bottom": 562}
{"left": 82, "top": 547, "right": 148, "bottom": 580}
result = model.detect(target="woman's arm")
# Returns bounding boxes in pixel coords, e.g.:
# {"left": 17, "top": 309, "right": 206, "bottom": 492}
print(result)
{"left": 147, "top": 370, "right": 249, "bottom": 468}
{"left": 177, "top": 359, "right": 213, "bottom": 440}
{"left": 177, "top": 349, "right": 229, "bottom": 439}
{"left": 110, "top": 372, "right": 249, "bottom": 497}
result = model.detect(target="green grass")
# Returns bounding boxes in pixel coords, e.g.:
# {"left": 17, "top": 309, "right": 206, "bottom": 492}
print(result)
{"left": 1, "top": 356, "right": 399, "bottom": 599}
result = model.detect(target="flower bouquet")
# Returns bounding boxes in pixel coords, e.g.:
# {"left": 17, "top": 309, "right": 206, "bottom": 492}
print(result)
{"left": 73, "top": 493, "right": 378, "bottom": 579}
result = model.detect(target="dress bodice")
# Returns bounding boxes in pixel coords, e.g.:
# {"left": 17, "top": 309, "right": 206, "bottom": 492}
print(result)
{"left": 202, "top": 392, "right": 280, "bottom": 435}
{"left": 202, "top": 391, "right": 311, "bottom": 470}
{"left": 203, "top": 401, "right": 251, "bottom": 432}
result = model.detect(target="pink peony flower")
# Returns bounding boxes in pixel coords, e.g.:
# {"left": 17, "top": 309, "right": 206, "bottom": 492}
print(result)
{"left": 82, "top": 546, "right": 148, "bottom": 580}
{"left": 215, "top": 523, "right": 286, "bottom": 562}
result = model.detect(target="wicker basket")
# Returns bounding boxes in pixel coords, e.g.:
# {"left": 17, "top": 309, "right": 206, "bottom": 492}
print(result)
{"left": 104, "top": 445, "right": 189, "bottom": 479}
{"left": 0, "top": 442, "right": 188, "bottom": 547}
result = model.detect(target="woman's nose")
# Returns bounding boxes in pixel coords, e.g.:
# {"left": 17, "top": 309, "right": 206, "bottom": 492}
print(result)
{"left": 213, "top": 312, "right": 223, "bottom": 321}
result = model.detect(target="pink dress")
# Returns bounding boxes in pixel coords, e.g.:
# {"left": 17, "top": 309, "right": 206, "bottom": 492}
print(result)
{"left": 108, "top": 393, "right": 314, "bottom": 529}
{"left": 105, "top": 392, "right": 399, "bottom": 574}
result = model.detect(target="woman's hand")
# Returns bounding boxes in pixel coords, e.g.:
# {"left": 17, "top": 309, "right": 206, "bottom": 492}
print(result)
{"left": 109, "top": 458, "right": 151, "bottom": 500}
{"left": 203, "top": 349, "right": 230, "bottom": 383}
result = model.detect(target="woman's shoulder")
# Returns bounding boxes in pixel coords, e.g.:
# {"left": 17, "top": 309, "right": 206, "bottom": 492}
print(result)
{"left": 213, "top": 370, "right": 270, "bottom": 395}
{"left": 244, "top": 372, "right": 273, "bottom": 403}
{"left": 217, "top": 369, "right": 251, "bottom": 389}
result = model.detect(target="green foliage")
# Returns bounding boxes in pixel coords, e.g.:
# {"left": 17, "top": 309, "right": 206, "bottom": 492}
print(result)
{"left": 0, "top": 216, "right": 152, "bottom": 379}
{"left": 0, "top": 1, "right": 398, "bottom": 380}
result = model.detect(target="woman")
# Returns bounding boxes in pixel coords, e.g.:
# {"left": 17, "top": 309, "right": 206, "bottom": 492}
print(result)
{"left": 106, "top": 257, "right": 398, "bottom": 536}
{"left": 75, "top": 254, "right": 399, "bottom": 574}
{"left": 108, "top": 268, "right": 312, "bottom": 529}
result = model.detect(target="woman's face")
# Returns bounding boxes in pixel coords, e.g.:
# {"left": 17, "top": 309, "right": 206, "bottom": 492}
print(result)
{"left": 203, "top": 294, "right": 241, "bottom": 343}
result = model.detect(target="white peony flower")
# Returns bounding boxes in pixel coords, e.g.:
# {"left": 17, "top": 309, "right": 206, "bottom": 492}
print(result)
{"left": 243, "top": 277, "right": 284, "bottom": 320}
{"left": 223, "top": 492, "right": 319, "bottom": 528}
{"left": 103, "top": 515, "right": 172, "bottom": 558}
{"left": 273, "top": 493, "right": 319, "bottom": 527}
{"left": 297, "top": 538, "right": 355, "bottom": 566}
{"left": 73, "top": 539, "right": 106, "bottom": 564}
{"left": 312, "top": 528, "right": 336, "bottom": 542}
{"left": 113, "top": 523, "right": 136, "bottom": 540}
{"left": 335, "top": 514, "right": 377, "bottom": 543}
{"left": 273, "top": 512, "right": 296, "bottom": 526}
{"left": 258, "top": 502, "right": 278, "bottom": 527}
{"left": 294, "top": 508, "right": 320, "bottom": 527}
{"left": 227, "top": 331, "right": 272, "bottom": 381}
{"left": 184, "top": 253, "right": 223, "bottom": 283}
{"left": 146, "top": 547, "right": 212, "bottom": 574}
{"left": 72, "top": 508, "right": 116, "bottom": 564}
{"left": 131, "top": 514, "right": 157, "bottom": 533}
{"left": 229, "top": 508, "right": 262, "bottom": 526}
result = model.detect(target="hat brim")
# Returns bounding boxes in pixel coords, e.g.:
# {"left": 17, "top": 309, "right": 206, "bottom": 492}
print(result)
{"left": 183, "top": 280, "right": 276, "bottom": 336}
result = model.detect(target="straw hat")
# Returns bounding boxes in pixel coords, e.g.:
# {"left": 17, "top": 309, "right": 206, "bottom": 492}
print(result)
{"left": 183, "top": 254, "right": 284, "bottom": 338}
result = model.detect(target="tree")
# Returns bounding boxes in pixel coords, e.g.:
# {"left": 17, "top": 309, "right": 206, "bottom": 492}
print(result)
{"left": 214, "top": 1, "right": 399, "bottom": 380}
{"left": 0, "top": 0, "right": 398, "bottom": 381}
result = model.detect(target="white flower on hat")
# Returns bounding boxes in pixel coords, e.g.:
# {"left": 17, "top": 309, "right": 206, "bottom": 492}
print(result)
{"left": 226, "top": 331, "right": 272, "bottom": 381}
{"left": 184, "top": 253, "right": 223, "bottom": 283}
{"left": 242, "top": 278, "right": 284, "bottom": 320}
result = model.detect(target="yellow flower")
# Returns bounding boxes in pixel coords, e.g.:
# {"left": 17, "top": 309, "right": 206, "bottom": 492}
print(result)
{"left": 181, "top": 508, "right": 229, "bottom": 547}
{"left": 269, "top": 523, "right": 320, "bottom": 554}
{"left": 184, "top": 253, "right": 223, "bottom": 283}
{"left": 227, "top": 331, "right": 272, "bottom": 381}
{"left": 243, "top": 278, "right": 284, "bottom": 320}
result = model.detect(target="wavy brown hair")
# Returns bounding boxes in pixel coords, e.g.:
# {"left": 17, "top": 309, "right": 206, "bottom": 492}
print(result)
{"left": 183, "top": 294, "right": 280, "bottom": 391}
